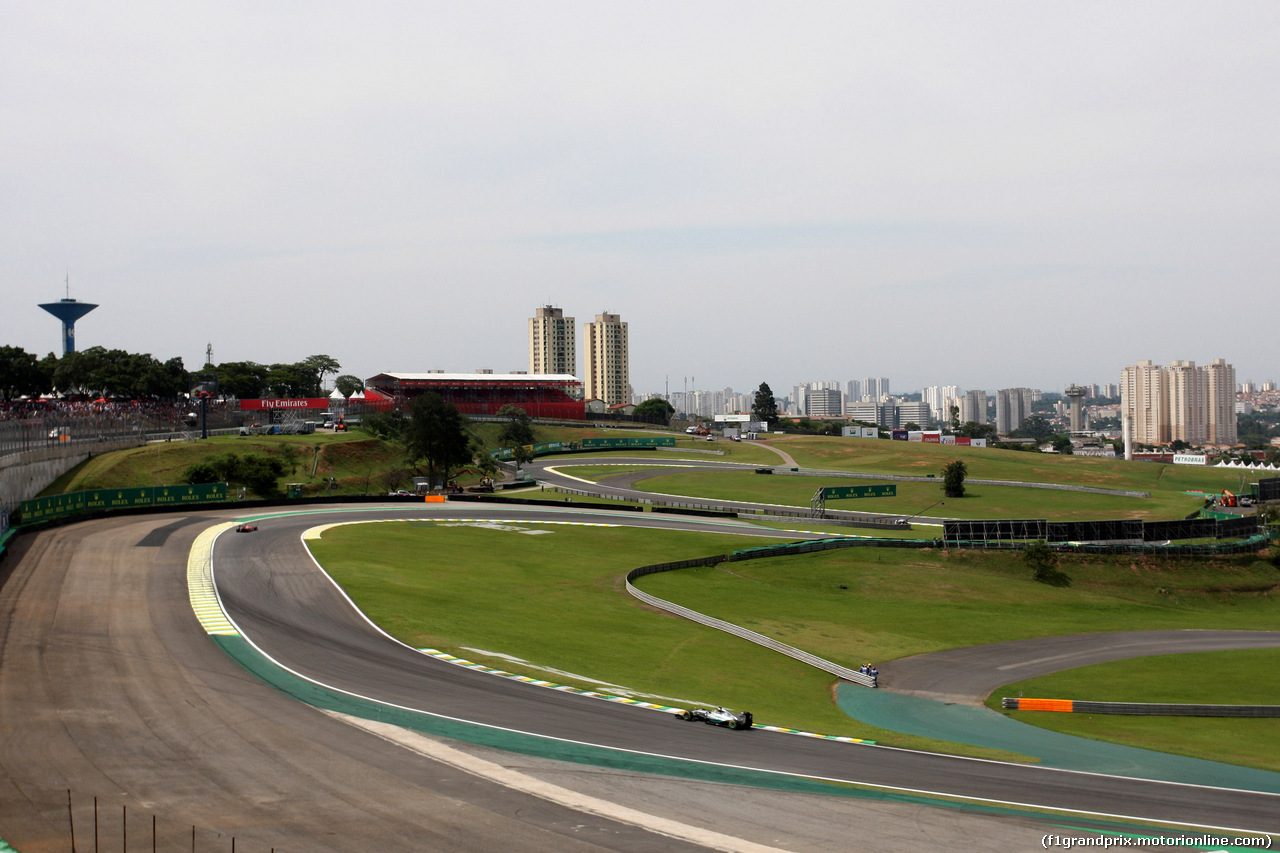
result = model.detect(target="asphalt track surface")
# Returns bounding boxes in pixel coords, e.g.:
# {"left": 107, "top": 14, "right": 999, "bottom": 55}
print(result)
{"left": 2, "top": 500, "right": 1278, "bottom": 851}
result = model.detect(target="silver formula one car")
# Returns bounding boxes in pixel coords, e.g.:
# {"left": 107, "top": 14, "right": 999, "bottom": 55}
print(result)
{"left": 677, "top": 706, "right": 753, "bottom": 730}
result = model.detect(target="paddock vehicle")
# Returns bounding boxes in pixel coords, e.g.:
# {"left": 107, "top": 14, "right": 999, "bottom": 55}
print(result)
{"left": 235, "top": 523, "right": 258, "bottom": 533}
{"left": 677, "top": 707, "right": 753, "bottom": 730}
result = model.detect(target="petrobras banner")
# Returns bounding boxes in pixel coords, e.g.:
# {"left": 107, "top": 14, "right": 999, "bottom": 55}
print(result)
{"left": 240, "top": 398, "right": 333, "bottom": 410}
{"left": 1173, "top": 453, "right": 1208, "bottom": 466}
{"left": 860, "top": 427, "right": 878, "bottom": 438}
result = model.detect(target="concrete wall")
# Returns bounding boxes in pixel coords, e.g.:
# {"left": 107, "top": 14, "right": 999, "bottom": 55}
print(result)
{"left": 0, "top": 439, "right": 143, "bottom": 510}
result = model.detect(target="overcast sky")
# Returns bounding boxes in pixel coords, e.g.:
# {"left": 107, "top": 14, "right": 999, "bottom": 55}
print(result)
{"left": 4, "top": 2, "right": 1277, "bottom": 398}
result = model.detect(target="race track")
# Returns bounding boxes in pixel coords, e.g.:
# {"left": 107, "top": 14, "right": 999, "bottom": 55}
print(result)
{"left": 1, "top": 502, "right": 1277, "bottom": 852}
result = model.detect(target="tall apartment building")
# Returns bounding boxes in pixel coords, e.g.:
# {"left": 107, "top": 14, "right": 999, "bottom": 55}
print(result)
{"left": 1122, "top": 360, "right": 1168, "bottom": 446}
{"left": 528, "top": 306, "right": 576, "bottom": 376}
{"left": 1204, "top": 358, "right": 1237, "bottom": 445}
{"left": 962, "top": 389, "right": 988, "bottom": 425}
{"left": 583, "top": 312, "right": 629, "bottom": 407}
{"left": 1122, "top": 358, "right": 1236, "bottom": 448}
{"left": 845, "top": 379, "right": 862, "bottom": 403}
{"left": 995, "top": 387, "right": 1034, "bottom": 435}
{"left": 1166, "top": 360, "right": 1207, "bottom": 446}
{"left": 923, "top": 385, "right": 960, "bottom": 423}
{"left": 862, "top": 377, "right": 890, "bottom": 402}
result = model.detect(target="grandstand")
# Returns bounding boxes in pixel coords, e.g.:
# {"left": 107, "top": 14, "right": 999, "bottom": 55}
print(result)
{"left": 364, "top": 373, "right": 585, "bottom": 420}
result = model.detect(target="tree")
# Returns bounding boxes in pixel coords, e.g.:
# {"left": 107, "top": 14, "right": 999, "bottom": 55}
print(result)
{"left": 511, "top": 443, "right": 535, "bottom": 473}
{"left": 955, "top": 421, "right": 996, "bottom": 439}
{"left": 1024, "top": 540, "right": 1071, "bottom": 587}
{"left": 941, "top": 459, "right": 967, "bottom": 498}
{"left": 633, "top": 398, "right": 675, "bottom": 422}
{"left": 303, "top": 354, "right": 341, "bottom": 392}
{"left": 752, "top": 382, "right": 779, "bottom": 426}
{"left": 1051, "top": 435, "right": 1074, "bottom": 455}
{"left": 496, "top": 404, "right": 534, "bottom": 447}
{"left": 0, "top": 346, "right": 46, "bottom": 401}
{"left": 405, "top": 392, "right": 473, "bottom": 490}
{"left": 182, "top": 452, "right": 285, "bottom": 498}
{"left": 215, "top": 361, "right": 270, "bottom": 399}
{"left": 1011, "top": 415, "right": 1055, "bottom": 441}
{"left": 949, "top": 405, "right": 961, "bottom": 430}
{"left": 334, "top": 374, "right": 365, "bottom": 397}
{"left": 902, "top": 422, "right": 921, "bottom": 431}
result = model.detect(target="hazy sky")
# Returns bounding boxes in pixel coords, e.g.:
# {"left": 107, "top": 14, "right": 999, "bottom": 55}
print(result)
{"left": 4, "top": 2, "right": 1277, "bottom": 397}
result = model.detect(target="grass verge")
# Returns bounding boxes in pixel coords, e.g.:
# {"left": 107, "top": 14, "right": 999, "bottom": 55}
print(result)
{"left": 986, "top": 650, "right": 1280, "bottom": 772}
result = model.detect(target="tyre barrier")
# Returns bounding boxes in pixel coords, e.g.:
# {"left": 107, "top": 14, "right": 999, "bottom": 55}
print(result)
{"left": 1002, "top": 698, "right": 1280, "bottom": 717}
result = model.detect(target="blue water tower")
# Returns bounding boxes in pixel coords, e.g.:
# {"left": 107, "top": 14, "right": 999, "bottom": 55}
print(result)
{"left": 39, "top": 298, "right": 98, "bottom": 354}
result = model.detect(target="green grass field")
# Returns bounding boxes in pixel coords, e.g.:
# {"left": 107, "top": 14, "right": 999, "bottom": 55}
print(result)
{"left": 986, "top": 650, "right": 1280, "bottom": 771}
{"left": 629, "top": 469, "right": 1209, "bottom": 521}
{"left": 308, "top": 518, "right": 1280, "bottom": 765}
{"left": 768, "top": 434, "right": 1256, "bottom": 496}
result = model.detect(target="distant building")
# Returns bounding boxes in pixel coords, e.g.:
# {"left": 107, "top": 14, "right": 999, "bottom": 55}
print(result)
{"left": 365, "top": 372, "right": 585, "bottom": 419}
{"left": 895, "top": 401, "right": 931, "bottom": 428}
{"left": 1121, "top": 358, "right": 1237, "bottom": 448}
{"left": 995, "top": 387, "right": 1033, "bottom": 435}
{"left": 583, "top": 312, "right": 629, "bottom": 407}
{"left": 923, "top": 385, "right": 960, "bottom": 423}
{"left": 847, "top": 402, "right": 890, "bottom": 427}
{"left": 528, "top": 306, "right": 576, "bottom": 377}
{"left": 1204, "top": 358, "right": 1237, "bottom": 445}
{"left": 807, "top": 387, "right": 843, "bottom": 417}
{"left": 862, "top": 377, "right": 890, "bottom": 402}
{"left": 962, "top": 389, "right": 988, "bottom": 426}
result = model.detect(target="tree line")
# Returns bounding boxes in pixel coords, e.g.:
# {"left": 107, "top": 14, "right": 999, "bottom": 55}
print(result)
{"left": 0, "top": 345, "right": 366, "bottom": 402}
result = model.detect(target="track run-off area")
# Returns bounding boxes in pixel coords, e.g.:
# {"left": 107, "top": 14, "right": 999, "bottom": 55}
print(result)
{"left": 1, "top": 495, "right": 1277, "bottom": 851}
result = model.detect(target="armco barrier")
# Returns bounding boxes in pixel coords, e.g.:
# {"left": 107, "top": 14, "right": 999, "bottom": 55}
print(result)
{"left": 626, "top": 555, "right": 878, "bottom": 688}
{"left": 770, "top": 468, "right": 1149, "bottom": 499}
{"left": 1002, "top": 697, "right": 1280, "bottom": 717}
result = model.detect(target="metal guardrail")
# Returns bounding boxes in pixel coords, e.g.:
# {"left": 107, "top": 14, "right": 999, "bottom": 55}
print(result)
{"left": 769, "top": 467, "right": 1150, "bottom": 499}
{"left": 1002, "top": 697, "right": 1280, "bottom": 717}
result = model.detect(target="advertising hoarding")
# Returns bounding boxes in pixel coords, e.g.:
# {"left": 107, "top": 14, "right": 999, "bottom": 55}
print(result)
{"left": 822, "top": 484, "right": 897, "bottom": 500}
{"left": 21, "top": 483, "right": 227, "bottom": 523}
{"left": 891, "top": 429, "right": 908, "bottom": 441}
{"left": 239, "top": 398, "right": 334, "bottom": 411}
